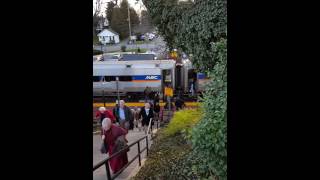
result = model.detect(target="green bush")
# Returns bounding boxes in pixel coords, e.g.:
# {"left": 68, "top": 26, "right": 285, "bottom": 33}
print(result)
{"left": 164, "top": 108, "right": 202, "bottom": 139}
{"left": 132, "top": 129, "right": 199, "bottom": 180}
{"left": 121, "top": 45, "right": 126, "bottom": 52}
{"left": 93, "top": 49, "right": 103, "bottom": 55}
{"left": 191, "top": 39, "right": 227, "bottom": 180}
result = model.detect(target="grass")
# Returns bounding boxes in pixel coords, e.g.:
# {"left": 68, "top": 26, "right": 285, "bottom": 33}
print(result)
{"left": 135, "top": 40, "right": 151, "bottom": 44}
{"left": 127, "top": 48, "right": 147, "bottom": 53}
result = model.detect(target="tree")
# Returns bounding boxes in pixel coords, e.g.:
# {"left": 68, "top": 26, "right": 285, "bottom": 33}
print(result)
{"left": 93, "top": 0, "right": 103, "bottom": 36}
{"left": 110, "top": 0, "right": 140, "bottom": 39}
{"left": 110, "top": 7, "right": 127, "bottom": 39}
{"left": 140, "top": 10, "right": 153, "bottom": 32}
{"left": 130, "top": 8, "right": 140, "bottom": 29}
{"left": 142, "top": 0, "right": 227, "bottom": 179}
{"left": 106, "top": 1, "right": 116, "bottom": 25}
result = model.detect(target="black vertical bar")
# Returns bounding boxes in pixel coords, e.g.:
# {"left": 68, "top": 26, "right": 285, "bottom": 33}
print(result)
{"left": 137, "top": 141, "right": 141, "bottom": 166}
{"left": 105, "top": 160, "right": 111, "bottom": 180}
{"left": 146, "top": 136, "right": 149, "bottom": 156}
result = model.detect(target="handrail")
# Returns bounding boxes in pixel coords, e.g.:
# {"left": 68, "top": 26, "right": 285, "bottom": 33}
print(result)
{"left": 93, "top": 135, "right": 147, "bottom": 171}
{"left": 93, "top": 134, "right": 149, "bottom": 180}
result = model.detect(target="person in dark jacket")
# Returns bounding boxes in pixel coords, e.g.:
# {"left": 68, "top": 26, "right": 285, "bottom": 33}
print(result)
{"left": 114, "top": 100, "right": 133, "bottom": 132}
{"left": 175, "top": 97, "right": 185, "bottom": 111}
{"left": 113, "top": 100, "right": 119, "bottom": 122}
{"left": 139, "top": 102, "right": 154, "bottom": 134}
{"left": 153, "top": 102, "right": 161, "bottom": 121}
{"left": 164, "top": 101, "right": 174, "bottom": 110}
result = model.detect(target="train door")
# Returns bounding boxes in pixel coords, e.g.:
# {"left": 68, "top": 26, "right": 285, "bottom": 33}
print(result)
{"left": 175, "top": 64, "right": 183, "bottom": 94}
{"left": 161, "top": 69, "right": 174, "bottom": 95}
{"left": 175, "top": 65, "right": 185, "bottom": 95}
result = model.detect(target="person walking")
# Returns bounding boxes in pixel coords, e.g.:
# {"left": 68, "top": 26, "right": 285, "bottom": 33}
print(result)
{"left": 153, "top": 102, "right": 161, "bottom": 122}
{"left": 175, "top": 97, "right": 186, "bottom": 111}
{"left": 114, "top": 100, "right": 133, "bottom": 132}
{"left": 144, "top": 86, "right": 151, "bottom": 102}
{"left": 95, "top": 107, "right": 115, "bottom": 124}
{"left": 112, "top": 100, "right": 119, "bottom": 123}
{"left": 139, "top": 102, "right": 154, "bottom": 134}
{"left": 101, "top": 118, "right": 129, "bottom": 174}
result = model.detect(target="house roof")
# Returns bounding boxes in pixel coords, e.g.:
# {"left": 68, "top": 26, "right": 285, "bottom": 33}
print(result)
{"left": 97, "top": 28, "right": 119, "bottom": 36}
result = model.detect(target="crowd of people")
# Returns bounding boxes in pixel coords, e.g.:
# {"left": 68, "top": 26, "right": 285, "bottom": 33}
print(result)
{"left": 95, "top": 88, "right": 187, "bottom": 174}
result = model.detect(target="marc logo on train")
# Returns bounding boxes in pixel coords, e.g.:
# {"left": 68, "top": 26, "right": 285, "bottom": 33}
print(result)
{"left": 145, "top": 76, "right": 158, "bottom": 80}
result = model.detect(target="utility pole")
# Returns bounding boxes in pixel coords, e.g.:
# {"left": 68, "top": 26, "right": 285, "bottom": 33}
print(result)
{"left": 127, "top": 2, "right": 132, "bottom": 39}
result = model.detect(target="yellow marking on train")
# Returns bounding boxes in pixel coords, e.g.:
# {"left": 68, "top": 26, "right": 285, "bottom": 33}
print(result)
{"left": 93, "top": 102, "right": 199, "bottom": 108}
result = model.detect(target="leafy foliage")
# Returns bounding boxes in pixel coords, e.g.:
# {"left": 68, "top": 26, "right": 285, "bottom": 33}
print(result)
{"left": 110, "top": 0, "right": 140, "bottom": 39}
{"left": 143, "top": 0, "right": 226, "bottom": 72}
{"left": 121, "top": 45, "right": 127, "bottom": 52}
{"left": 164, "top": 108, "right": 202, "bottom": 139}
{"left": 132, "top": 129, "right": 198, "bottom": 180}
{"left": 93, "top": 49, "right": 103, "bottom": 55}
{"left": 106, "top": 1, "right": 116, "bottom": 25}
{"left": 142, "top": 0, "right": 227, "bottom": 179}
{"left": 191, "top": 39, "right": 227, "bottom": 180}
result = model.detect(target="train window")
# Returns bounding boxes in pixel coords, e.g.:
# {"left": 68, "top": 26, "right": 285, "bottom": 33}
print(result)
{"left": 104, "top": 76, "right": 116, "bottom": 82}
{"left": 119, "top": 76, "right": 132, "bottom": 81}
{"left": 93, "top": 76, "right": 104, "bottom": 82}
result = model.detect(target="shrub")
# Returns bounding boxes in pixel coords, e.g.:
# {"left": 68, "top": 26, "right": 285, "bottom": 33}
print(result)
{"left": 191, "top": 39, "right": 227, "bottom": 180}
{"left": 131, "top": 129, "right": 198, "bottom": 180}
{"left": 93, "top": 49, "right": 103, "bottom": 55}
{"left": 164, "top": 108, "right": 202, "bottom": 139}
{"left": 121, "top": 45, "right": 126, "bottom": 52}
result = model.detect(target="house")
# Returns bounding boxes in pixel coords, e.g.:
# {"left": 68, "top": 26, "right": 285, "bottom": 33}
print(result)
{"left": 97, "top": 29, "right": 120, "bottom": 44}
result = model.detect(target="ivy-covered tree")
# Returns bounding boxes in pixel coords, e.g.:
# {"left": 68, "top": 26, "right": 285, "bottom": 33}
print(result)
{"left": 142, "top": 0, "right": 227, "bottom": 179}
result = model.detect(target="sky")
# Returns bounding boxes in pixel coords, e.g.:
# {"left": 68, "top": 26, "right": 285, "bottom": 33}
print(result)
{"left": 93, "top": 0, "right": 146, "bottom": 16}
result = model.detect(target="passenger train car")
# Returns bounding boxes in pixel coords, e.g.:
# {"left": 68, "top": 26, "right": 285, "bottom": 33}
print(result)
{"left": 93, "top": 56, "right": 210, "bottom": 99}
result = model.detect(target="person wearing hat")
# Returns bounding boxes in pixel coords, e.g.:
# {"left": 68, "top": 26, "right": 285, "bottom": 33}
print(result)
{"left": 95, "top": 107, "right": 115, "bottom": 124}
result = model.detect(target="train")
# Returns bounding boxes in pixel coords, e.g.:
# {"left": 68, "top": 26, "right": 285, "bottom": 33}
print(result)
{"left": 93, "top": 54, "right": 210, "bottom": 100}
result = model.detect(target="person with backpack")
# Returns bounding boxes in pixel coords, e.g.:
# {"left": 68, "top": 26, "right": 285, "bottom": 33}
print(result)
{"left": 101, "top": 118, "right": 128, "bottom": 174}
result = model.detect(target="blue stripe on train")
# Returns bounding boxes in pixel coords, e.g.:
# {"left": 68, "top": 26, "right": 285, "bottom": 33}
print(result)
{"left": 132, "top": 75, "right": 161, "bottom": 80}
{"left": 197, "top": 73, "right": 206, "bottom": 79}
